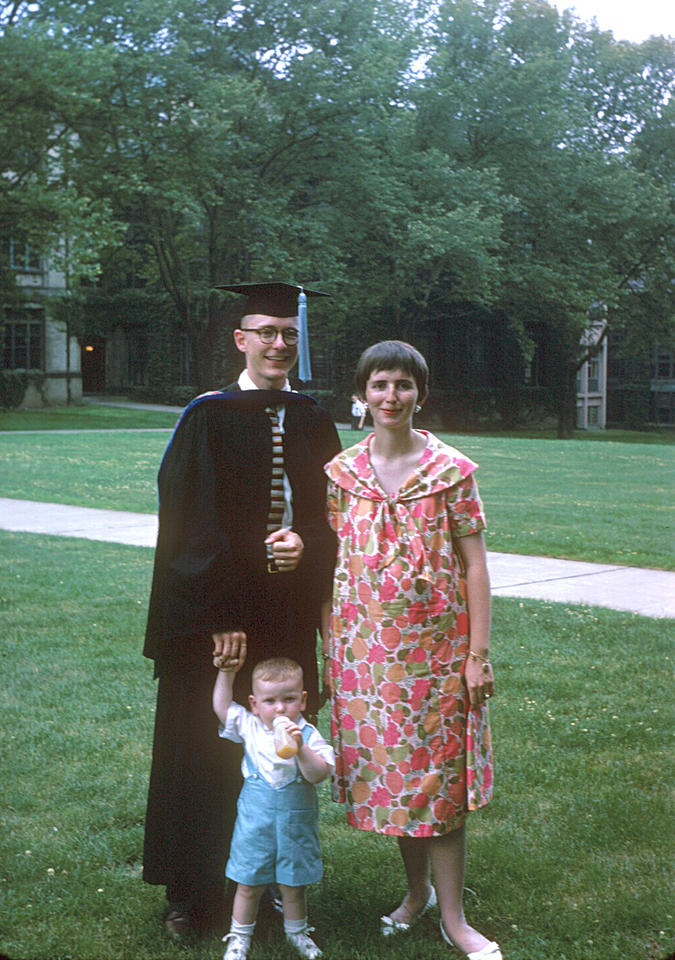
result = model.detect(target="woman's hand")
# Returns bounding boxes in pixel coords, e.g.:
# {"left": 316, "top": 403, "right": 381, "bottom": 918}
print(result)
{"left": 465, "top": 653, "right": 495, "bottom": 707}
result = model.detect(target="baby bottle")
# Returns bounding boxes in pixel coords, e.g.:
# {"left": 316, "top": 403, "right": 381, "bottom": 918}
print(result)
{"left": 273, "top": 716, "right": 298, "bottom": 759}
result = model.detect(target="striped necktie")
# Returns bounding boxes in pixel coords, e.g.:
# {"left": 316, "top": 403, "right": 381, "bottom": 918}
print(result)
{"left": 266, "top": 406, "right": 285, "bottom": 536}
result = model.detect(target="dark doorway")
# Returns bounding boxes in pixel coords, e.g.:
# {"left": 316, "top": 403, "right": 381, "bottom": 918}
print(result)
{"left": 81, "top": 336, "right": 106, "bottom": 392}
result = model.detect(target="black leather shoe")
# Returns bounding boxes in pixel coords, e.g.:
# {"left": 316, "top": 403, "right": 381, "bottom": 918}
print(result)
{"left": 164, "top": 908, "right": 196, "bottom": 941}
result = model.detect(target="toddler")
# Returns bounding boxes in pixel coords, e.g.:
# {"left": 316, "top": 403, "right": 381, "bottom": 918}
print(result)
{"left": 213, "top": 646, "right": 334, "bottom": 960}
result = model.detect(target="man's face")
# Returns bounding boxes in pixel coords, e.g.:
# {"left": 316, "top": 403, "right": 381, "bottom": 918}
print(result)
{"left": 233, "top": 313, "right": 299, "bottom": 389}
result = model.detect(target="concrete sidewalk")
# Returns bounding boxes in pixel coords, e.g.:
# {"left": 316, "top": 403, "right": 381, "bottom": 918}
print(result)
{"left": 1, "top": 497, "right": 673, "bottom": 619}
{"left": 0, "top": 498, "right": 157, "bottom": 548}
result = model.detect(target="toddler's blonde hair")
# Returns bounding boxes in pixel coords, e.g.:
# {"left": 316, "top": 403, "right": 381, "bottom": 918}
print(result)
{"left": 252, "top": 656, "right": 304, "bottom": 689}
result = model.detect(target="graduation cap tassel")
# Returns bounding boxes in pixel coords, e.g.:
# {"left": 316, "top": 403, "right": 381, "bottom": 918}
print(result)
{"left": 215, "top": 281, "right": 327, "bottom": 383}
{"left": 297, "top": 287, "right": 312, "bottom": 382}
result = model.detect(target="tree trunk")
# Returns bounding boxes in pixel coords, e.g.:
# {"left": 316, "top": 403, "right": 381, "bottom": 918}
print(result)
{"left": 556, "top": 363, "right": 578, "bottom": 438}
{"left": 188, "top": 308, "right": 231, "bottom": 393}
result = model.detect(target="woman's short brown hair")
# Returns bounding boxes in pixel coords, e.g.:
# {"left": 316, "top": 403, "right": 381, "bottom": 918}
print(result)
{"left": 355, "top": 340, "right": 429, "bottom": 402}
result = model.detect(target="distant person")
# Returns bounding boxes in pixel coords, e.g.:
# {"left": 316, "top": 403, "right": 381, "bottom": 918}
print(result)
{"left": 142, "top": 282, "right": 340, "bottom": 939}
{"left": 323, "top": 341, "right": 502, "bottom": 960}
{"left": 350, "top": 393, "right": 367, "bottom": 431}
{"left": 213, "top": 651, "right": 334, "bottom": 960}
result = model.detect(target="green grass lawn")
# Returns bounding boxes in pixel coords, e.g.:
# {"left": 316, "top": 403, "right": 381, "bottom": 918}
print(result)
{"left": 1, "top": 532, "right": 672, "bottom": 960}
{"left": 1, "top": 416, "right": 673, "bottom": 568}
{"left": 2, "top": 403, "right": 674, "bottom": 441}
{"left": 0, "top": 403, "right": 181, "bottom": 432}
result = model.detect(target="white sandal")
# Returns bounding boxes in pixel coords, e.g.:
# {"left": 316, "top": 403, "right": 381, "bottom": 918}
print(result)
{"left": 381, "top": 886, "right": 437, "bottom": 935}
{"left": 440, "top": 920, "right": 503, "bottom": 960}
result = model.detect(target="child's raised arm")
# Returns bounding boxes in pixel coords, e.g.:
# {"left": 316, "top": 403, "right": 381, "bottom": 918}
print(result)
{"left": 212, "top": 632, "right": 247, "bottom": 725}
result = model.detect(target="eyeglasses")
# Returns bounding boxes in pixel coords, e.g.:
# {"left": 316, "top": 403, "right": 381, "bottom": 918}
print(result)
{"left": 238, "top": 326, "right": 299, "bottom": 345}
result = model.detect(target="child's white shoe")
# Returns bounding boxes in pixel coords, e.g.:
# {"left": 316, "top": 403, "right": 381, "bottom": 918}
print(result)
{"left": 222, "top": 931, "right": 250, "bottom": 960}
{"left": 286, "top": 925, "right": 323, "bottom": 959}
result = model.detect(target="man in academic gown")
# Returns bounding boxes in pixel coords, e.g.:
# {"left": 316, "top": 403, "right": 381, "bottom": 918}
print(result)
{"left": 142, "top": 283, "right": 341, "bottom": 939}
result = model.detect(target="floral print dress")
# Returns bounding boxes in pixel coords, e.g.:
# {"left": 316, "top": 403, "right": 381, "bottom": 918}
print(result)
{"left": 325, "top": 431, "right": 493, "bottom": 838}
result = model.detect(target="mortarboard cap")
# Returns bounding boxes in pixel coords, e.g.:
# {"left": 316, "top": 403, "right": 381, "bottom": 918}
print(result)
{"left": 215, "top": 281, "right": 329, "bottom": 318}
{"left": 216, "top": 281, "right": 329, "bottom": 382}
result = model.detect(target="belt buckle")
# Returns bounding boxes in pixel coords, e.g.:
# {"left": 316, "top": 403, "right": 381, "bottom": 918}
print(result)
{"left": 266, "top": 543, "right": 280, "bottom": 574}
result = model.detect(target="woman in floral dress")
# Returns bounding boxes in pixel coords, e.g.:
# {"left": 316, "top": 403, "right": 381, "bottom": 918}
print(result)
{"left": 322, "top": 342, "right": 502, "bottom": 960}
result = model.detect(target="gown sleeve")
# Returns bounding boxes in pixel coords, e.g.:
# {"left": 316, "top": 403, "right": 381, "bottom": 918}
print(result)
{"left": 143, "top": 404, "right": 240, "bottom": 662}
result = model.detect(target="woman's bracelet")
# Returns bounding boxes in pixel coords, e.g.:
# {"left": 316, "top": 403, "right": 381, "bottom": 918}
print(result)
{"left": 469, "top": 650, "right": 491, "bottom": 673}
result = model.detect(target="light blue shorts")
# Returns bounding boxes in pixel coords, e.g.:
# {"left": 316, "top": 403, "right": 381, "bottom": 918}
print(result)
{"left": 225, "top": 773, "right": 322, "bottom": 887}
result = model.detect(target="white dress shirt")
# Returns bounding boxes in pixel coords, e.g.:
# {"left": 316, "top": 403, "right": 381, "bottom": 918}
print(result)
{"left": 238, "top": 370, "right": 293, "bottom": 529}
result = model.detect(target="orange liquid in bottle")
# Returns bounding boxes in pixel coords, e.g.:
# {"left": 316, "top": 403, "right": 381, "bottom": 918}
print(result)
{"left": 273, "top": 717, "right": 298, "bottom": 758}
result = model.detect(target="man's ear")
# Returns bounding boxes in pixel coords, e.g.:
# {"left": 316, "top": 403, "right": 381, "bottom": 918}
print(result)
{"left": 233, "top": 329, "right": 247, "bottom": 354}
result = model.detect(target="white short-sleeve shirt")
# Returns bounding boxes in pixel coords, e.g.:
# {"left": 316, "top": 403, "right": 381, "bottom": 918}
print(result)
{"left": 220, "top": 701, "right": 335, "bottom": 789}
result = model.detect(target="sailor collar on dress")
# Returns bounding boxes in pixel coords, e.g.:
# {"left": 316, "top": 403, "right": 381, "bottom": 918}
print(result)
{"left": 325, "top": 431, "right": 478, "bottom": 501}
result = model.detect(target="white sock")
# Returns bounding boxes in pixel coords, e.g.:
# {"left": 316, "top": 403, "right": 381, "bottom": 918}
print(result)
{"left": 230, "top": 918, "right": 256, "bottom": 939}
{"left": 284, "top": 917, "right": 309, "bottom": 935}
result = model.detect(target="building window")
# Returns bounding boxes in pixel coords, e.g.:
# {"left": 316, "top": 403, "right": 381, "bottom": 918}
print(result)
{"left": 8, "top": 239, "right": 41, "bottom": 272}
{"left": 588, "top": 404, "right": 599, "bottom": 426}
{"left": 588, "top": 357, "right": 600, "bottom": 393}
{"left": 654, "top": 348, "right": 673, "bottom": 379}
{"left": 3, "top": 313, "right": 44, "bottom": 370}
{"left": 654, "top": 391, "right": 675, "bottom": 424}
{"left": 608, "top": 329, "right": 626, "bottom": 379}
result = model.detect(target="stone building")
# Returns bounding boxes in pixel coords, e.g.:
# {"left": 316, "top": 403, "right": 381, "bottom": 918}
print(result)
{"left": 2, "top": 240, "right": 82, "bottom": 406}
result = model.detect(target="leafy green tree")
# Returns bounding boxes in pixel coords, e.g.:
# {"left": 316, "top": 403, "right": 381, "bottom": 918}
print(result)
{"left": 0, "top": 7, "right": 121, "bottom": 310}
{"left": 6, "top": 0, "right": 671, "bottom": 428}
{"left": 22, "top": 0, "right": 421, "bottom": 390}
{"left": 411, "top": 0, "right": 674, "bottom": 434}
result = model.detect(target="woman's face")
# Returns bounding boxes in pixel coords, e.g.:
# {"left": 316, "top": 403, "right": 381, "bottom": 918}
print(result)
{"left": 364, "top": 367, "right": 419, "bottom": 430}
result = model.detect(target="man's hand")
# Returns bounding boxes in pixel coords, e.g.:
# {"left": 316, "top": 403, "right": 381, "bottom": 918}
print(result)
{"left": 212, "top": 631, "right": 247, "bottom": 670}
{"left": 265, "top": 528, "right": 304, "bottom": 572}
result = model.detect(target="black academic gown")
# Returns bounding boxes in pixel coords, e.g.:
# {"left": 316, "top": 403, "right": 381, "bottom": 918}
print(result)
{"left": 142, "top": 386, "right": 340, "bottom": 919}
